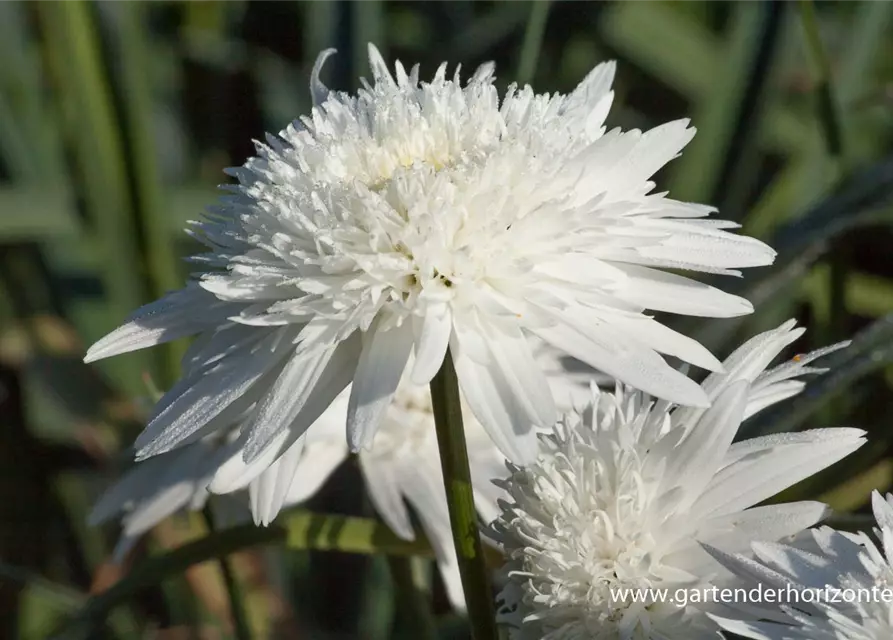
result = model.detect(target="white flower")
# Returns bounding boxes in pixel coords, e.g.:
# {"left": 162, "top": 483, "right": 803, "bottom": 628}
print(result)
{"left": 277, "top": 377, "right": 503, "bottom": 611}
{"left": 231, "top": 346, "right": 593, "bottom": 610}
{"left": 84, "top": 43, "right": 775, "bottom": 469}
{"left": 490, "top": 321, "right": 865, "bottom": 639}
{"left": 711, "top": 491, "right": 893, "bottom": 640}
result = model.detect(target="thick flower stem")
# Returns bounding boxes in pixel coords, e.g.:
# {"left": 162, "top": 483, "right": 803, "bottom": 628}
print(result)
{"left": 429, "top": 350, "right": 498, "bottom": 640}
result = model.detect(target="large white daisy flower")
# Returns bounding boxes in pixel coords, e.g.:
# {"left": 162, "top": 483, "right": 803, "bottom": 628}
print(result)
{"left": 711, "top": 491, "right": 893, "bottom": 640}
{"left": 84, "top": 43, "right": 774, "bottom": 468}
{"left": 490, "top": 321, "right": 865, "bottom": 639}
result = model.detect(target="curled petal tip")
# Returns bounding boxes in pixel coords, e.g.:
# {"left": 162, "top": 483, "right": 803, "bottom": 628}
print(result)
{"left": 311, "top": 48, "right": 337, "bottom": 107}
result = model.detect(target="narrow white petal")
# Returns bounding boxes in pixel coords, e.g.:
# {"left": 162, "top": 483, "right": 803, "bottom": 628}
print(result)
{"left": 367, "top": 43, "right": 395, "bottom": 86}
{"left": 359, "top": 455, "right": 414, "bottom": 541}
{"left": 310, "top": 48, "right": 336, "bottom": 107}
{"left": 283, "top": 438, "right": 348, "bottom": 505}
{"left": 347, "top": 320, "right": 414, "bottom": 451}
{"left": 627, "top": 119, "right": 696, "bottom": 180}
{"left": 399, "top": 462, "right": 465, "bottom": 611}
{"left": 751, "top": 540, "right": 842, "bottom": 589}
{"left": 744, "top": 380, "right": 805, "bottom": 420}
{"left": 708, "top": 615, "right": 798, "bottom": 640}
{"left": 210, "top": 428, "right": 293, "bottom": 495}
{"left": 694, "top": 428, "right": 865, "bottom": 518}
{"left": 249, "top": 437, "right": 305, "bottom": 526}
{"left": 410, "top": 303, "right": 453, "bottom": 384}
{"left": 244, "top": 333, "right": 360, "bottom": 463}
{"left": 669, "top": 381, "right": 748, "bottom": 503}
{"left": 451, "top": 322, "right": 539, "bottom": 464}
{"left": 873, "top": 490, "right": 893, "bottom": 530}
{"left": 610, "top": 314, "right": 724, "bottom": 372}
{"left": 84, "top": 285, "right": 229, "bottom": 363}
{"left": 532, "top": 313, "right": 710, "bottom": 408}
{"left": 561, "top": 60, "right": 615, "bottom": 138}
{"left": 89, "top": 447, "right": 199, "bottom": 525}
{"left": 482, "top": 320, "right": 557, "bottom": 428}
{"left": 702, "top": 502, "right": 829, "bottom": 555}
{"left": 612, "top": 264, "right": 754, "bottom": 318}
{"left": 135, "top": 330, "right": 287, "bottom": 458}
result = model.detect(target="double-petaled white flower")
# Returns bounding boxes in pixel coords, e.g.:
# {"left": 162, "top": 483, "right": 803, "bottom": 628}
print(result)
{"left": 490, "top": 321, "right": 864, "bottom": 639}
{"left": 711, "top": 490, "right": 893, "bottom": 640}
{"left": 85, "top": 43, "right": 774, "bottom": 472}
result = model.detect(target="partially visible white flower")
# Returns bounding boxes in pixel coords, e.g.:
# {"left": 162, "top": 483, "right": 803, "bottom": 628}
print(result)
{"left": 89, "top": 441, "right": 225, "bottom": 560}
{"left": 88, "top": 410, "right": 302, "bottom": 559}
{"left": 255, "top": 348, "right": 594, "bottom": 611}
{"left": 84, "top": 43, "right": 775, "bottom": 473}
{"left": 275, "top": 382, "right": 498, "bottom": 611}
{"left": 711, "top": 490, "right": 893, "bottom": 640}
{"left": 490, "top": 321, "right": 864, "bottom": 639}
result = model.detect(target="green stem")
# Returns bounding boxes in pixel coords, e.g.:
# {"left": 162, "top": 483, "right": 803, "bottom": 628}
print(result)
{"left": 387, "top": 556, "right": 436, "bottom": 640}
{"left": 429, "top": 350, "right": 497, "bottom": 640}
{"left": 202, "top": 507, "right": 252, "bottom": 640}
{"left": 515, "top": 0, "right": 551, "bottom": 85}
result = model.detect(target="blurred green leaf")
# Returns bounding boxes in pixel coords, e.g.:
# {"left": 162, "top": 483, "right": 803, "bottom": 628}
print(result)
{"left": 669, "top": 2, "right": 774, "bottom": 203}
{"left": 35, "top": 0, "right": 155, "bottom": 383}
{"left": 0, "top": 187, "right": 216, "bottom": 243}
{"left": 601, "top": 1, "right": 718, "bottom": 99}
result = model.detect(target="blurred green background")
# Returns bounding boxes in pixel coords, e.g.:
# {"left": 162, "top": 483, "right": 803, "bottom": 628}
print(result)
{"left": 1, "top": 1, "right": 892, "bottom": 638}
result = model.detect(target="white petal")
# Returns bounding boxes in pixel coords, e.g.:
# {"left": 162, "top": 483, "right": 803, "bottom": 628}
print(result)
{"left": 84, "top": 284, "right": 229, "bottom": 363}
{"left": 644, "top": 234, "right": 777, "bottom": 270}
{"left": 751, "top": 540, "right": 843, "bottom": 588}
{"left": 249, "top": 437, "right": 305, "bottom": 526}
{"left": 347, "top": 319, "right": 414, "bottom": 451}
{"left": 283, "top": 438, "right": 348, "bottom": 505}
{"left": 135, "top": 329, "right": 287, "bottom": 458}
{"left": 367, "top": 43, "right": 395, "bottom": 86}
{"left": 612, "top": 264, "right": 754, "bottom": 318}
{"left": 694, "top": 428, "right": 865, "bottom": 518}
{"left": 626, "top": 119, "right": 696, "bottom": 181}
{"left": 744, "top": 380, "right": 805, "bottom": 420}
{"left": 451, "top": 320, "right": 540, "bottom": 464}
{"left": 608, "top": 313, "right": 724, "bottom": 372}
{"left": 359, "top": 455, "right": 414, "bottom": 541}
{"left": 410, "top": 303, "right": 453, "bottom": 384}
{"left": 702, "top": 502, "right": 829, "bottom": 555}
{"left": 873, "top": 490, "right": 893, "bottom": 530}
{"left": 482, "top": 319, "right": 557, "bottom": 428}
{"left": 668, "top": 381, "right": 748, "bottom": 504}
{"left": 89, "top": 446, "right": 199, "bottom": 525}
{"left": 244, "top": 333, "right": 360, "bottom": 462}
{"left": 210, "top": 428, "right": 293, "bottom": 495}
{"left": 708, "top": 614, "right": 799, "bottom": 640}
{"left": 310, "top": 48, "right": 336, "bottom": 107}
{"left": 399, "top": 461, "right": 465, "bottom": 611}
{"left": 532, "top": 310, "right": 709, "bottom": 408}
{"left": 561, "top": 60, "right": 615, "bottom": 139}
